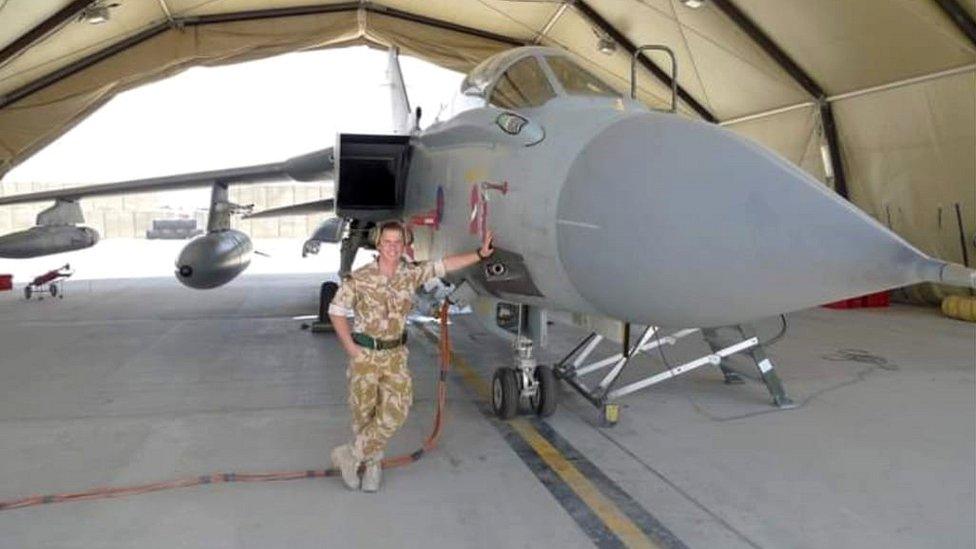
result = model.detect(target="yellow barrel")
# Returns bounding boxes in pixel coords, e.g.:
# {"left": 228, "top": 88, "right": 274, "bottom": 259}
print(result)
{"left": 941, "top": 295, "right": 976, "bottom": 322}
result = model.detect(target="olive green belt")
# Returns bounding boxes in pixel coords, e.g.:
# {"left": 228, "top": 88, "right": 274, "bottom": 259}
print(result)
{"left": 352, "top": 332, "right": 408, "bottom": 350}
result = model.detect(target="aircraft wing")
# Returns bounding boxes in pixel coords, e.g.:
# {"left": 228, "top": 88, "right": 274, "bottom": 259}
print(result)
{"left": 0, "top": 146, "right": 334, "bottom": 206}
{"left": 243, "top": 198, "right": 334, "bottom": 219}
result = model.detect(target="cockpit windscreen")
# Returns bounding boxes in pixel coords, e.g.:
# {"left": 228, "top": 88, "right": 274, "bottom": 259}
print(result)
{"left": 545, "top": 56, "right": 620, "bottom": 98}
{"left": 488, "top": 57, "right": 557, "bottom": 109}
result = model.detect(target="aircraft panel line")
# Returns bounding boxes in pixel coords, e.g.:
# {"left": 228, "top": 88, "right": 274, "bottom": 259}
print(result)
{"left": 557, "top": 219, "right": 602, "bottom": 230}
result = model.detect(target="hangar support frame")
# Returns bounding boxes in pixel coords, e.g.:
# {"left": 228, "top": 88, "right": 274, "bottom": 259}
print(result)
{"left": 0, "top": 2, "right": 527, "bottom": 110}
{"left": 933, "top": 0, "right": 976, "bottom": 46}
{"left": 708, "top": 0, "right": 849, "bottom": 199}
{"left": 0, "top": 0, "right": 95, "bottom": 69}
{"left": 5, "top": 0, "right": 972, "bottom": 205}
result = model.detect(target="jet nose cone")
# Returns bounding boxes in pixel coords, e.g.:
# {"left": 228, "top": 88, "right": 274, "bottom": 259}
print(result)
{"left": 557, "top": 112, "right": 928, "bottom": 327}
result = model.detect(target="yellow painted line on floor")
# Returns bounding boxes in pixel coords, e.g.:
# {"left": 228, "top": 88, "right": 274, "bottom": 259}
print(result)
{"left": 449, "top": 351, "right": 659, "bottom": 549}
{"left": 452, "top": 351, "right": 491, "bottom": 400}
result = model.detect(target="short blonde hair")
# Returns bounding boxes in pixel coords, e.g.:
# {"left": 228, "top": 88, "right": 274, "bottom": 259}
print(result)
{"left": 374, "top": 219, "right": 411, "bottom": 247}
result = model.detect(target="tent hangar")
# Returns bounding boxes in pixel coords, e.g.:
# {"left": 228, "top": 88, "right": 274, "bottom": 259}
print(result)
{"left": 0, "top": 0, "right": 973, "bottom": 301}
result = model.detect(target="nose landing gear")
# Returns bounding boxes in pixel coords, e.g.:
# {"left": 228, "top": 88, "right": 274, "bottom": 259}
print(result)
{"left": 491, "top": 368, "right": 519, "bottom": 419}
{"left": 490, "top": 337, "right": 557, "bottom": 420}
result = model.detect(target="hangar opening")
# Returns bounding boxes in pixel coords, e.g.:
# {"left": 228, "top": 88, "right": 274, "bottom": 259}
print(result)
{"left": 0, "top": 2, "right": 973, "bottom": 547}
{"left": 0, "top": 0, "right": 971, "bottom": 304}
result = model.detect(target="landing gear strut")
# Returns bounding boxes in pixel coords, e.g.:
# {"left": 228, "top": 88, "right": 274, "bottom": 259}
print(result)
{"left": 311, "top": 281, "right": 339, "bottom": 333}
{"left": 490, "top": 337, "right": 557, "bottom": 419}
{"left": 310, "top": 225, "right": 362, "bottom": 334}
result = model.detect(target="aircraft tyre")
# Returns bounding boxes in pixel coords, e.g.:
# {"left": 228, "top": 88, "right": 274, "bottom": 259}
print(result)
{"left": 23, "top": 285, "right": 31, "bottom": 300}
{"left": 491, "top": 367, "right": 519, "bottom": 420}
{"left": 532, "top": 365, "right": 557, "bottom": 417}
{"left": 49, "top": 283, "right": 58, "bottom": 298}
{"left": 319, "top": 281, "right": 339, "bottom": 322}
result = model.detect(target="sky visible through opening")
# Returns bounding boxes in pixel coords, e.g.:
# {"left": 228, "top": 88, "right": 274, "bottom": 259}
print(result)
{"left": 4, "top": 46, "right": 463, "bottom": 195}
{"left": 0, "top": 47, "right": 463, "bottom": 282}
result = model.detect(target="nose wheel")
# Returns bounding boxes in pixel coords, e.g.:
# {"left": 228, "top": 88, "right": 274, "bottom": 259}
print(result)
{"left": 491, "top": 368, "right": 519, "bottom": 419}
{"left": 530, "top": 365, "right": 557, "bottom": 417}
{"left": 490, "top": 338, "right": 558, "bottom": 420}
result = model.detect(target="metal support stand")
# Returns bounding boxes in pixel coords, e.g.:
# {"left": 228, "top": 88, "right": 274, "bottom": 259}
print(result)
{"left": 206, "top": 182, "right": 252, "bottom": 232}
{"left": 553, "top": 323, "right": 793, "bottom": 425}
{"left": 702, "top": 325, "right": 794, "bottom": 408}
{"left": 701, "top": 328, "right": 745, "bottom": 385}
{"left": 338, "top": 223, "right": 364, "bottom": 278}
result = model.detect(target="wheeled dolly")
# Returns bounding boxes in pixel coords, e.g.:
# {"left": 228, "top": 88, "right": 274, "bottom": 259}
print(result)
{"left": 24, "top": 264, "right": 73, "bottom": 300}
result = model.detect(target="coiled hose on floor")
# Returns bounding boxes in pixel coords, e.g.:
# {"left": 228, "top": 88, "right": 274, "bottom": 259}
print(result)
{"left": 0, "top": 302, "right": 453, "bottom": 512}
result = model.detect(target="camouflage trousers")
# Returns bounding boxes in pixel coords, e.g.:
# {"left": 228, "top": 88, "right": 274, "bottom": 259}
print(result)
{"left": 347, "top": 346, "right": 413, "bottom": 460}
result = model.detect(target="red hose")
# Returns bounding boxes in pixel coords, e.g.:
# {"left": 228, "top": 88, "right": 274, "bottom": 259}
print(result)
{"left": 0, "top": 301, "right": 453, "bottom": 511}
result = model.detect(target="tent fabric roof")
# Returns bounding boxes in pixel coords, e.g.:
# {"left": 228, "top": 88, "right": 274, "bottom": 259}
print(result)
{"left": 0, "top": 0, "right": 974, "bottom": 289}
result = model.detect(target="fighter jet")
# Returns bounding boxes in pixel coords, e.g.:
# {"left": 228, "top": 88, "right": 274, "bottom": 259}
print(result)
{"left": 1, "top": 46, "right": 973, "bottom": 418}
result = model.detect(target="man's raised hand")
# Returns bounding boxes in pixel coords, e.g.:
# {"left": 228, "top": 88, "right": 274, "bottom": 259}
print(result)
{"left": 480, "top": 229, "right": 495, "bottom": 259}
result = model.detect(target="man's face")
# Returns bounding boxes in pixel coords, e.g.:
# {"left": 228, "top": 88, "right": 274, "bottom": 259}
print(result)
{"left": 378, "top": 227, "right": 405, "bottom": 262}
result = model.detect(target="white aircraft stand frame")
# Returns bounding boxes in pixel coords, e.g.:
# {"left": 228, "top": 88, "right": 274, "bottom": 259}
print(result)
{"left": 552, "top": 323, "right": 795, "bottom": 425}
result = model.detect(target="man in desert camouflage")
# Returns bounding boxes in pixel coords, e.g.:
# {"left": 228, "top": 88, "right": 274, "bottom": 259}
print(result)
{"left": 328, "top": 219, "right": 494, "bottom": 492}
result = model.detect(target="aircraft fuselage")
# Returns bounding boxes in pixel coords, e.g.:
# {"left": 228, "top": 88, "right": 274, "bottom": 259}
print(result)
{"left": 400, "top": 89, "right": 961, "bottom": 328}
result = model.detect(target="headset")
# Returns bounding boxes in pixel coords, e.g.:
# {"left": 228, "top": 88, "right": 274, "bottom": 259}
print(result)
{"left": 371, "top": 219, "right": 414, "bottom": 249}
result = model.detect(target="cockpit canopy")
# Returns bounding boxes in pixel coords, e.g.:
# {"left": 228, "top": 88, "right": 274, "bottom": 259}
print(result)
{"left": 460, "top": 47, "right": 620, "bottom": 110}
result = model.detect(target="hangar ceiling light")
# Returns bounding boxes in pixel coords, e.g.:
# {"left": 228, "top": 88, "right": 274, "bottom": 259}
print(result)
{"left": 80, "top": 2, "right": 120, "bottom": 25}
{"left": 591, "top": 27, "right": 617, "bottom": 55}
{"left": 681, "top": 0, "right": 707, "bottom": 8}
{"left": 83, "top": 6, "right": 109, "bottom": 24}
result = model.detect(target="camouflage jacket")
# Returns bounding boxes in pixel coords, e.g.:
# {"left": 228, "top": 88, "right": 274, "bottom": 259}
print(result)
{"left": 328, "top": 258, "right": 446, "bottom": 339}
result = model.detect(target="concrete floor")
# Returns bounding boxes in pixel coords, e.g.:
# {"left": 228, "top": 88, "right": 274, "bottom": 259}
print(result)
{"left": 0, "top": 269, "right": 973, "bottom": 548}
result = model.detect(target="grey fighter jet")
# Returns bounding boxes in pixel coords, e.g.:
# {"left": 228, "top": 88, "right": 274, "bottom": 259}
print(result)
{"left": 1, "top": 46, "right": 973, "bottom": 418}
